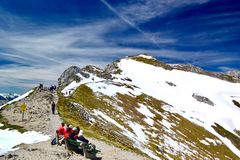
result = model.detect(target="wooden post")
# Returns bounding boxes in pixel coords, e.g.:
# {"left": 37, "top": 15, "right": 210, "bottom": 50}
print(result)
{"left": 22, "top": 112, "right": 24, "bottom": 121}
{"left": 20, "top": 103, "right": 27, "bottom": 121}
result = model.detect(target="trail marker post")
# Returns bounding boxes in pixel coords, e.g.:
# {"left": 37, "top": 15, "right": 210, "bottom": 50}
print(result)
{"left": 20, "top": 103, "right": 27, "bottom": 121}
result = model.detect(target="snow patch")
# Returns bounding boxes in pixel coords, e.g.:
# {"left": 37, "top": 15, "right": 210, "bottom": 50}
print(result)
{"left": 128, "top": 121, "right": 147, "bottom": 143}
{"left": 62, "top": 73, "right": 103, "bottom": 96}
{"left": 162, "top": 119, "right": 173, "bottom": 130}
{"left": 137, "top": 104, "right": 155, "bottom": 126}
{"left": 200, "top": 140, "right": 210, "bottom": 146}
{"left": 0, "top": 129, "right": 50, "bottom": 155}
{"left": 118, "top": 58, "right": 240, "bottom": 156}
{"left": 137, "top": 104, "right": 155, "bottom": 118}
{"left": 164, "top": 135, "right": 191, "bottom": 156}
{"left": 93, "top": 110, "right": 124, "bottom": 130}
{"left": 87, "top": 81, "right": 141, "bottom": 97}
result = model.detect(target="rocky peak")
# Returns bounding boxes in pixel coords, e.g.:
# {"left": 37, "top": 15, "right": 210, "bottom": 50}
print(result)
{"left": 171, "top": 64, "right": 240, "bottom": 83}
{"left": 101, "top": 60, "right": 122, "bottom": 79}
{"left": 58, "top": 66, "right": 81, "bottom": 89}
{"left": 172, "top": 64, "right": 204, "bottom": 73}
{"left": 82, "top": 65, "right": 103, "bottom": 76}
{"left": 226, "top": 70, "right": 240, "bottom": 79}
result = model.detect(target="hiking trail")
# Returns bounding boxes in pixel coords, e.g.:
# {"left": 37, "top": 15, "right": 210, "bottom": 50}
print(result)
{"left": 1, "top": 89, "right": 149, "bottom": 160}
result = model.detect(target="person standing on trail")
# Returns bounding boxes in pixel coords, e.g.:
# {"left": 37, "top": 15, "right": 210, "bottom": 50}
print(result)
{"left": 51, "top": 101, "right": 56, "bottom": 115}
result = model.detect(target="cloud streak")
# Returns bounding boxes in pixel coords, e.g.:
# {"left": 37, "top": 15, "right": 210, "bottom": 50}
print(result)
{"left": 0, "top": 0, "right": 239, "bottom": 93}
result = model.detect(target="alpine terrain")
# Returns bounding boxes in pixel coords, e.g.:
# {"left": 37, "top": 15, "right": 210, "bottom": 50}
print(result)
{"left": 57, "top": 54, "right": 240, "bottom": 160}
{"left": 0, "top": 93, "right": 19, "bottom": 106}
{"left": 1, "top": 54, "right": 240, "bottom": 160}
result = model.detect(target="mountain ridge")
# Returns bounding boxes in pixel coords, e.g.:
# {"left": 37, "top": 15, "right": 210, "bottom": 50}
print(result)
{"left": 57, "top": 54, "right": 240, "bottom": 159}
{"left": 0, "top": 93, "right": 19, "bottom": 106}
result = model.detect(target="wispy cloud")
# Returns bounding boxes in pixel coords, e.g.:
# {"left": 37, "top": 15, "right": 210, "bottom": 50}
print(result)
{"left": 0, "top": 0, "right": 239, "bottom": 93}
{"left": 111, "top": 0, "right": 209, "bottom": 24}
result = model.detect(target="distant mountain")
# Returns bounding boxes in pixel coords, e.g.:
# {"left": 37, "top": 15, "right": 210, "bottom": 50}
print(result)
{"left": 57, "top": 54, "right": 240, "bottom": 159}
{"left": 0, "top": 93, "right": 19, "bottom": 105}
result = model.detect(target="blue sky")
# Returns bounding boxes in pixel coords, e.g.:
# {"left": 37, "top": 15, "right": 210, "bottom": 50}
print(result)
{"left": 0, "top": 0, "right": 239, "bottom": 93}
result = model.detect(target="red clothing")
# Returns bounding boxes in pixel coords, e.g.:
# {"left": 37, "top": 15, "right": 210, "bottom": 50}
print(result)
{"left": 64, "top": 132, "right": 69, "bottom": 139}
{"left": 58, "top": 126, "right": 65, "bottom": 135}
{"left": 63, "top": 128, "right": 73, "bottom": 139}
{"left": 69, "top": 129, "right": 73, "bottom": 135}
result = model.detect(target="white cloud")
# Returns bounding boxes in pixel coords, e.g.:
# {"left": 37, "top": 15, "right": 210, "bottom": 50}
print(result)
{"left": 113, "top": 0, "right": 209, "bottom": 23}
{"left": 0, "top": 1, "right": 237, "bottom": 92}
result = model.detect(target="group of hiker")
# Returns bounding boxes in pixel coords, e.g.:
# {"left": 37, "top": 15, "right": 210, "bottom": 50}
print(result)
{"left": 49, "top": 85, "right": 57, "bottom": 93}
{"left": 55, "top": 122, "right": 89, "bottom": 148}
{"left": 38, "top": 83, "right": 57, "bottom": 93}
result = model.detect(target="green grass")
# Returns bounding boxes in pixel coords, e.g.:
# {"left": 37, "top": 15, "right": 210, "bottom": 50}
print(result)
{"left": 212, "top": 123, "right": 240, "bottom": 150}
{"left": 57, "top": 84, "right": 240, "bottom": 159}
{"left": 57, "top": 88, "right": 142, "bottom": 154}
{"left": 130, "top": 56, "right": 173, "bottom": 70}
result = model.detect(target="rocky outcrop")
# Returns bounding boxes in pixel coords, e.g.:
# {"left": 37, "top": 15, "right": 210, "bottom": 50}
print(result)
{"left": 172, "top": 64, "right": 203, "bottom": 73}
{"left": 82, "top": 65, "right": 103, "bottom": 76}
{"left": 69, "top": 102, "right": 95, "bottom": 123}
{"left": 227, "top": 70, "right": 240, "bottom": 80}
{"left": 192, "top": 93, "right": 214, "bottom": 106}
{"left": 232, "top": 100, "right": 240, "bottom": 108}
{"left": 172, "top": 64, "right": 240, "bottom": 83}
{"left": 58, "top": 66, "right": 81, "bottom": 89}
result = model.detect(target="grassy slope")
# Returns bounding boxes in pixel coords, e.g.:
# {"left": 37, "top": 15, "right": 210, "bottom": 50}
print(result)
{"left": 57, "top": 84, "right": 239, "bottom": 159}
{"left": 57, "top": 87, "right": 141, "bottom": 154}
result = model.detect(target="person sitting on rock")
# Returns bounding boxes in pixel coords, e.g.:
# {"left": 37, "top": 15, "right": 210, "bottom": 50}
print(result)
{"left": 64, "top": 124, "right": 73, "bottom": 136}
{"left": 58, "top": 122, "right": 65, "bottom": 135}
{"left": 69, "top": 127, "right": 78, "bottom": 140}
{"left": 64, "top": 127, "right": 72, "bottom": 150}
{"left": 56, "top": 122, "right": 65, "bottom": 145}
{"left": 76, "top": 130, "right": 89, "bottom": 143}
{"left": 76, "top": 126, "right": 80, "bottom": 134}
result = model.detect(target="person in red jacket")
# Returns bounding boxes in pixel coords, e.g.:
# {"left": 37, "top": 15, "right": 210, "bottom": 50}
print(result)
{"left": 64, "top": 127, "right": 73, "bottom": 150}
{"left": 58, "top": 122, "right": 65, "bottom": 135}
{"left": 56, "top": 122, "right": 65, "bottom": 145}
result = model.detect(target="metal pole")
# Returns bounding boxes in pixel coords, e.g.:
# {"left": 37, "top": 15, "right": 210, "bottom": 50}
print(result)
{"left": 22, "top": 112, "right": 24, "bottom": 121}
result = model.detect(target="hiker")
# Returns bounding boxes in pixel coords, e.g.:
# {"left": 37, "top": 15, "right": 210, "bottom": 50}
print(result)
{"left": 69, "top": 127, "right": 78, "bottom": 140}
{"left": 56, "top": 122, "right": 65, "bottom": 145}
{"left": 76, "top": 126, "right": 80, "bottom": 134}
{"left": 51, "top": 101, "right": 56, "bottom": 115}
{"left": 64, "top": 127, "right": 72, "bottom": 150}
{"left": 39, "top": 83, "right": 43, "bottom": 91}
{"left": 76, "top": 130, "right": 89, "bottom": 143}
{"left": 64, "top": 124, "right": 73, "bottom": 135}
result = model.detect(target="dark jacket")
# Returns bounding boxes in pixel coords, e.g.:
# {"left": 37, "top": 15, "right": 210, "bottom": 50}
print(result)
{"left": 77, "top": 135, "right": 89, "bottom": 143}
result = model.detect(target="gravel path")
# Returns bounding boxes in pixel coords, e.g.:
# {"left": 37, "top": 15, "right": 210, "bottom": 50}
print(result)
{"left": 1, "top": 89, "right": 149, "bottom": 160}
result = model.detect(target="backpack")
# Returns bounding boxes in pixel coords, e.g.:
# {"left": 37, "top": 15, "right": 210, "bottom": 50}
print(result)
{"left": 51, "top": 137, "right": 57, "bottom": 145}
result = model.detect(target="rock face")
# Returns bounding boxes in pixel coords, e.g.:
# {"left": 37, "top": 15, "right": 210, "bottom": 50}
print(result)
{"left": 172, "top": 64, "right": 204, "bottom": 73}
{"left": 58, "top": 66, "right": 81, "bottom": 89}
{"left": 192, "top": 93, "right": 215, "bottom": 106}
{"left": 227, "top": 70, "right": 240, "bottom": 79}
{"left": 69, "top": 102, "right": 95, "bottom": 123}
{"left": 57, "top": 54, "right": 240, "bottom": 160}
{"left": 172, "top": 64, "right": 240, "bottom": 83}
